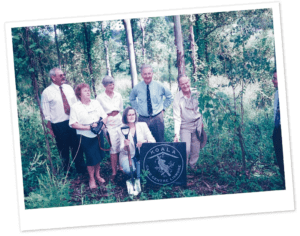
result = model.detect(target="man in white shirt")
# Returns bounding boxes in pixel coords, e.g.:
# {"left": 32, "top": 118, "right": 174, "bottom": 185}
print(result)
{"left": 41, "top": 68, "right": 85, "bottom": 174}
{"left": 173, "top": 75, "right": 203, "bottom": 170}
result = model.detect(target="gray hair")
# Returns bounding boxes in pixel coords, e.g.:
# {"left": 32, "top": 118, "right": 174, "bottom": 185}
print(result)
{"left": 102, "top": 75, "right": 115, "bottom": 87}
{"left": 140, "top": 64, "right": 153, "bottom": 74}
{"left": 177, "top": 74, "right": 188, "bottom": 84}
{"left": 177, "top": 74, "right": 189, "bottom": 91}
{"left": 49, "top": 68, "right": 60, "bottom": 79}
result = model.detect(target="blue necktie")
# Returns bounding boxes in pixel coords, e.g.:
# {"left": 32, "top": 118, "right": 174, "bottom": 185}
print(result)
{"left": 147, "top": 84, "right": 153, "bottom": 116}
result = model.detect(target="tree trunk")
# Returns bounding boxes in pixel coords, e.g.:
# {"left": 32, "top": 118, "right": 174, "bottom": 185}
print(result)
{"left": 54, "top": 25, "right": 61, "bottom": 68}
{"left": 232, "top": 78, "right": 246, "bottom": 174}
{"left": 101, "top": 21, "right": 112, "bottom": 77}
{"left": 237, "top": 126, "right": 246, "bottom": 173}
{"left": 189, "top": 15, "right": 197, "bottom": 81}
{"left": 123, "top": 19, "right": 138, "bottom": 88}
{"left": 31, "top": 28, "right": 48, "bottom": 88}
{"left": 24, "top": 27, "right": 55, "bottom": 174}
{"left": 194, "top": 14, "right": 208, "bottom": 80}
{"left": 173, "top": 15, "right": 186, "bottom": 76}
{"left": 140, "top": 18, "right": 147, "bottom": 63}
{"left": 83, "top": 23, "right": 97, "bottom": 97}
{"left": 168, "top": 54, "right": 172, "bottom": 90}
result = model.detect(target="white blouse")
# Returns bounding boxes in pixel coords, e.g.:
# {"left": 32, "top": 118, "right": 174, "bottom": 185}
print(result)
{"left": 96, "top": 91, "right": 123, "bottom": 130}
{"left": 118, "top": 122, "right": 156, "bottom": 163}
{"left": 69, "top": 100, "right": 108, "bottom": 138}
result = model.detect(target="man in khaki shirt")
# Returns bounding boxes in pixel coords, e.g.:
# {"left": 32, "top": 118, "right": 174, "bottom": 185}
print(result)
{"left": 173, "top": 75, "right": 202, "bottom": 169}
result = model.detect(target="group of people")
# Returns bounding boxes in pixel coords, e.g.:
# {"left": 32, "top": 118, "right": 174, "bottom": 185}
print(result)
{"left": 41, "top": 65, "right": 285, "bottom": 190}
{"left": 41, "top": 64, "right": 204, "bottom": 189}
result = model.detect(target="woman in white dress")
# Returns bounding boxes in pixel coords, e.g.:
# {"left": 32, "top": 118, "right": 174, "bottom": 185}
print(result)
{"left": 96, "top": 76, "right": 123, "bottom": 181}
{"left": 69, "top": 83, "right": 108, "bottom": 189}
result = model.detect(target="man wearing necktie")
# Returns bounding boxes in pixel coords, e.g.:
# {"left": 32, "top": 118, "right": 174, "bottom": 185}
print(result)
{"left": 41, "top": 68, "right": 85, "bottom": 174}
{"left": 272, "top": 70, "right": 285, "bottom": 186}
{"left": 129, "top": 64, "right": 173, "bottom": 142}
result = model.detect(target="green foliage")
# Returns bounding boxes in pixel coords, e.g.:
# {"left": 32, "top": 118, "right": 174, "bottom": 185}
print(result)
{"left": 164, "top": 106, "right": 175, "bottom": 142}
{"left": 18, "top": 98, "right": 50, "bottom": 196}
{"left": 140, "top": 169, "right": 149, "bottom": 187}
{"left": 25, "top": 167, "right": 72, "bottom": 209}
{"left": 12, "top": 9, "right": 284, "bottom": 209}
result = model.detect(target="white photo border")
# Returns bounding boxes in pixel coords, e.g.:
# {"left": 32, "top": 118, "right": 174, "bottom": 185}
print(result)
{"left": 5, "top": 2, "right": 294, "bottom": 231}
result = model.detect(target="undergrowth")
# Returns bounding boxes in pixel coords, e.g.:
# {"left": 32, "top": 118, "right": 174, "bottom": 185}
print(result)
{"left": 18, "top": 80, "right": 285, "bottom": 210}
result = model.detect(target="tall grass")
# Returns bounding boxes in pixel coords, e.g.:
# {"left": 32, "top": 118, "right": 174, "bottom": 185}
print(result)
{"left": 25, "top": 165, "right": 72, "bottom": 209}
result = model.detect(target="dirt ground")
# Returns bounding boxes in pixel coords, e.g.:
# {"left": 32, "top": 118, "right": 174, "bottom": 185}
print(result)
{"left": 68, "top": 159, "right": 230, "bottom": 204}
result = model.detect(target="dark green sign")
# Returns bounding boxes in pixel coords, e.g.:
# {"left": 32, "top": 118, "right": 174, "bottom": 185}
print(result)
{"left": 140, "top": 142, "right": 186, "bottom": 187}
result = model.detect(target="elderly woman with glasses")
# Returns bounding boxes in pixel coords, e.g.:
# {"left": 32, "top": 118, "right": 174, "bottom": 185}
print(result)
{"left": 69, "top": 83, "right": 108, "bottom": 189}
{"left": 118, "top": 107, "right": 156, "bottom": 178}
{"left": 96, "top": 75, "right": 124, "bottom": 182}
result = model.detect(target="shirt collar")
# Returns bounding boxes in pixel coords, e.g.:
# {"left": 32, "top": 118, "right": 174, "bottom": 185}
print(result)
{"left": 179, "top": 88, "right": 198, "bottom": 100}
{"left": 179, "top": 89, "right": 190, "bottom": 100}
{"left": 51, "top": 82, "right": 61, "bottom": 90}
{"left": 142, "top": 80, "right": 153, "bottom": 86}
{"left": 104, "top": 91, "right": 115, "bottom": 99}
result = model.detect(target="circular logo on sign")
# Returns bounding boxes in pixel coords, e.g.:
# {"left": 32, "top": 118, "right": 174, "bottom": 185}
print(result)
{"left": 142, "top": 144, "right": 184, "bottom": 185}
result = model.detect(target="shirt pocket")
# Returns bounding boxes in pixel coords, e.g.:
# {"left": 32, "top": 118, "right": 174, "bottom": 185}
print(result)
{"left": 48, "top": 93, "right": 60, "bottom": 107}
{"left": 151, "top": 89, "right": 162, "bottom": 104}
{"left": 137, "top": 91, "right": 147, "bottom": 105}
{"left": 191, "top": 94, "right": 199, "bottom": 111}
{"left": 193, "top": 99, "right": 199, "bottom": 111}
{"left": 70, "top": 96, "right": 77, "bottom": 105}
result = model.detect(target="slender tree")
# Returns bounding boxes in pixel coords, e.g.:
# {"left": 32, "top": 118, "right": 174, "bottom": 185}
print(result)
{"left": 54, "top": 25, "right": 61, "bottom": 68}
{"left": 123, "top": 19, "right": 138, "bottom": 88}
{"left": 189, "top": 15, "right": 197, "bottom": 80}
{"left": 174, "top": 15, "right": 186, "bottom": 77}
{"left": 83, "top": 22, "right": 97, "bottom": 97}
{"left": 101, "top": 21, "right": 112, "bottom": 76}
{"left": 23, "top": 27, "right": 55, "bottom": 174}
{"left": 139, "top": 18, "right": 147, "bottom": 63}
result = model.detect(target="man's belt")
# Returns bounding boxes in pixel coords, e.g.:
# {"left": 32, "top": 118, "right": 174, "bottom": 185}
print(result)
{"left": 139, "top": 111, "right": 162, "bottom": 119}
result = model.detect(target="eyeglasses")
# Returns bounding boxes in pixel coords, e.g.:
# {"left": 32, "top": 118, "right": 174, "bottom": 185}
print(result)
{"left": 58, "top": 73, "right": 66, "bottom": 77}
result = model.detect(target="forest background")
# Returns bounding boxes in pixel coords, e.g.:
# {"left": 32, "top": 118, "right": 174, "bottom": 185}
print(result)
{"left": 1, "top": 0, "right": 298, "bottom": 236}
{"left": 10, "top": 8, "right": 285, "bottom": 209}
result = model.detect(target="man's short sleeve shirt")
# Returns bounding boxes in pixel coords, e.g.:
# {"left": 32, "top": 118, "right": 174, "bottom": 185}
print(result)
{"left": 41, "top": 83, "right": 77, "bottom": 123}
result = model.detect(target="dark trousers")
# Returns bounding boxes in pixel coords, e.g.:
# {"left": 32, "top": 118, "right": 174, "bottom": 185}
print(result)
{"left": 272, "top": 125, "right": 285, "bottom": 182}
{"left": 51, "top": 120, "right": 86, "bottom": 173}
{"left": 138, "top": 112, "right": 165, "bottom": 142}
